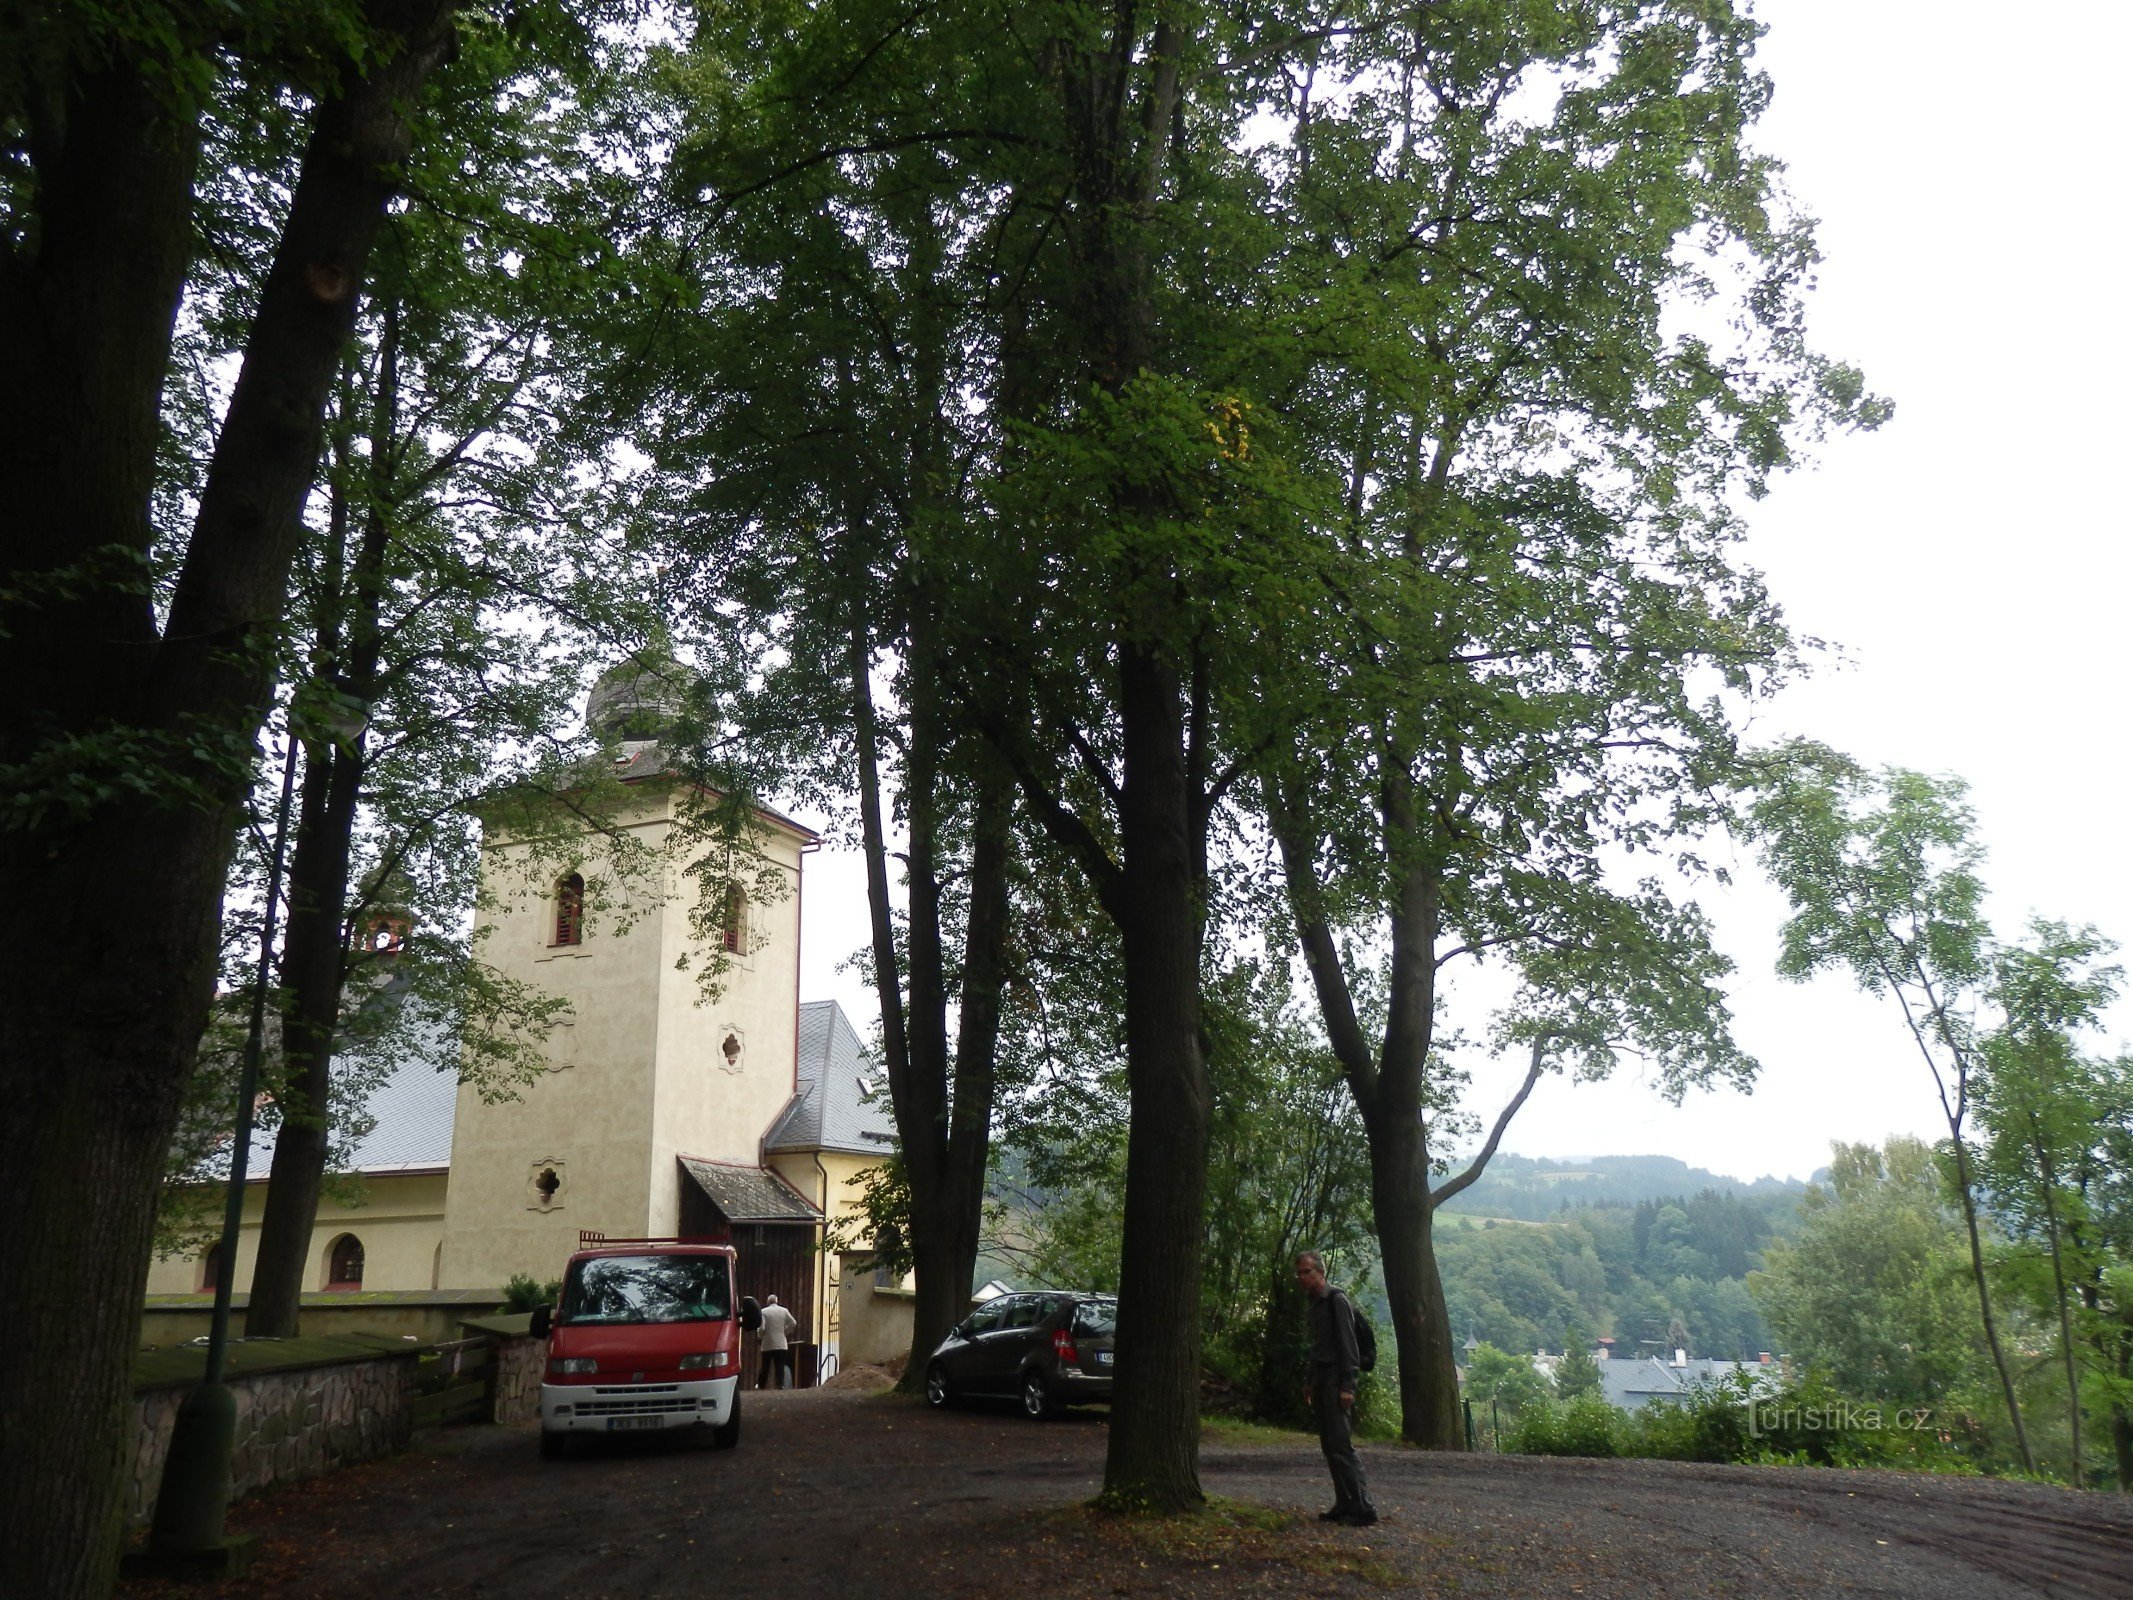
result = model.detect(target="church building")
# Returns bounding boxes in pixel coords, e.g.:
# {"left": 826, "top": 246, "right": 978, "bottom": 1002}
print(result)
{"left": 144, "top": 664, "right": 911, "bottom": 1376}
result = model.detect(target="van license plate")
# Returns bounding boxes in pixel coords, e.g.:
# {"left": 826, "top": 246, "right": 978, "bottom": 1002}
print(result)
{"left": 609, "top": 1415, "right": 665, "bottom": 1430}
{"left": 1095, "top": 1351, "right": 1113, "bottom": 1367}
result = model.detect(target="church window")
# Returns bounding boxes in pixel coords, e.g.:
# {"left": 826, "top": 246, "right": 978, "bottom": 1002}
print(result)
{"left": 325, "top": 1234, "right": 365, "bottom": 1290}
{"left": 535, "top": 1167, "right": 561, "bottom": 1204}
{"left": 554, "top": 874, "right": 584, "bottom": 946}
{"left": 720, "top": 883, "right": 746, "bottom": 953}
{"left": 199, "top": 1242, "right": 223, "bottom": 1294}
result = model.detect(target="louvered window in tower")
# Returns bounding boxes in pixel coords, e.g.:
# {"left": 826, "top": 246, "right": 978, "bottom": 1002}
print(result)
{"left": 555, "top": 873, "right": 584, "bottom": 946}
{"left": 720, "top": 884, "right": 746, "bottom": 954}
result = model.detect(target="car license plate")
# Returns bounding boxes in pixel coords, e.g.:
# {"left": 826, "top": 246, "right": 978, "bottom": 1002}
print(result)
{"left": 1095, "top": 1351, "right": 1113, "bottom": 1367}
{"left": 608, "top": 1415, "right": 665, "bottom": 1430}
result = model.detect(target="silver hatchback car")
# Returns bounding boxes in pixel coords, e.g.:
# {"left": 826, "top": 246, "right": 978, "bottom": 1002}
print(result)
{"left": 923, "top": 1291, "right": 1117, "bottom": 1417}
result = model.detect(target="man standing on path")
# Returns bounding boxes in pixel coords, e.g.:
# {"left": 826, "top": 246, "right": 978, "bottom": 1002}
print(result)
{"left": 757, "top": 1293, "right": 799, "bottom": 1390}
{"left": 1296, "top": 1250, "right": 1378, "bottom": 1527}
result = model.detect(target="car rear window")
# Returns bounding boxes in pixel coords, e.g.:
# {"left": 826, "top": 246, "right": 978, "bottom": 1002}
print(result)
{"left": 560, "top": 1254, "right": 731, "bottom": 1324}
{"left": 1071, "top": 1300, "right": 1117, "bottom": 1337}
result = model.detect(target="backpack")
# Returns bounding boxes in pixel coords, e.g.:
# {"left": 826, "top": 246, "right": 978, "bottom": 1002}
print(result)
{"left": 1341, "top": 1292, "right": 1378, "bottom": 1373}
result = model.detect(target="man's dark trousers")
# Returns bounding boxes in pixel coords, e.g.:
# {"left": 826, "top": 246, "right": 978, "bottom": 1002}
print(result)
{"left": 1313, "top": 1377, "right": 1375, "bottom": 1517}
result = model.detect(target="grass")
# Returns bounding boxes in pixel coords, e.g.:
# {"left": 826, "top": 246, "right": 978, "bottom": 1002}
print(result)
{"left": 1201, "top": 1417, "right": 1313, "bottom": 1448}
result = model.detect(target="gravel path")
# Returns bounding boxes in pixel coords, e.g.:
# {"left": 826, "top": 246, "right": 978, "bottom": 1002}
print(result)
{"left": 118, "top": 1386, "right": 2133, "bottom": 1600}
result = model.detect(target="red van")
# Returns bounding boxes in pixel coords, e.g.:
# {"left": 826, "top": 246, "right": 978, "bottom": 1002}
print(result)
{"left": 530, "top": 1237, "right": 761, "bottom": 1457}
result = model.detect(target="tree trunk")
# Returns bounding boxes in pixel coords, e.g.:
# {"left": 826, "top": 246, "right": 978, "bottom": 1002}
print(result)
{"left": 851, "top": 595, "right": 1012, "bottom": 1392}
{"left": 248, "top": 309, "right": 401, "bottom": 1338}
{"left": 2112, "top": 1321, "right": 2133, "bottom": 1492}
{"left": 0, "top": 13, "right": 454, "bottom": 1593}
{"left": 2029, "top": 1131, "right": 2081, "bottom": 1482}
{"left": 1948, "top": 1136, "right": 2035, "bottom": 1471}
{"left": 1098, "top": 644, "right": 1212, "bottom": 1512}
{"left": 1366, "top": 1109, "right": 1465, "bottom": 1448}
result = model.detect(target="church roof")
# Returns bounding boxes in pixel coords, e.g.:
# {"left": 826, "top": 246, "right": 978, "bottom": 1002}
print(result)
{"left": 764, "top": 1001, "right": 898, "bottom": 1156}
{"left": 678, "top": 1156, "right": 821, "bottom": 1222}
{"left": 237, "top": 992, "right": 874, "bottom": 1182}
{"left": 233, "top": 995, "right": 459, "bottom": 1178}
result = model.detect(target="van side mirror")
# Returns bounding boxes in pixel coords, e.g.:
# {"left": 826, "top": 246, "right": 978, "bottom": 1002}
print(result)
{"left": 741, "top": 1296, "right": 762, "bottom": 1332}
{"left": 528, "top": 1304, "right": 552, "bottom": 1339}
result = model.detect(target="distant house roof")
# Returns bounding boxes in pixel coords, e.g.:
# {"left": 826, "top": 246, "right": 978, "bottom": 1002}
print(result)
{"left": 764, "top": 1001, "right": 897, "bottom": 1156}
{"left": 1597, "top": 1355, "right": 1776, "bottom": 1411}
{"left": 678, "top": 1155, "right": 821, "bottom": 1222}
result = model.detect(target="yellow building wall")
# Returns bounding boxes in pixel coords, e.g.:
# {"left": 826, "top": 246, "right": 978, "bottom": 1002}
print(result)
{"left": 143, "top": 1171, "right": 448, "bottom": 1297}
{"left": 646, "top": 821, "right": 805, "bottom": 1236}
{"left": 770, "top": 1148, "right": 908, "bottom": 1368}
{"left": 438, "top": 783, "right": 809, "bottom": 1291}
{"left": 837, "top": 1261, "right": 917, "bottom": 1368}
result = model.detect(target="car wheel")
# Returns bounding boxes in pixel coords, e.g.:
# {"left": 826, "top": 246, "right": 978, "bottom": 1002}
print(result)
{"left": 925, "top": 1363, "right": 954, "bottom": 1408}
{"left": 1021, "top": 1371, "right": 1052, "bottom": 1419}
{"left": 540, "top": 1429, "right": 570, "bottom": 1461}
{"left": 714, "top": 1391, "right": 741, "bottom": 1449}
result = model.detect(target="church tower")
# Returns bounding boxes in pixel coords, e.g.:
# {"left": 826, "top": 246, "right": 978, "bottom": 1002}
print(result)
{"left": 436, "top": 660, "right": 817, "bottom": 1289}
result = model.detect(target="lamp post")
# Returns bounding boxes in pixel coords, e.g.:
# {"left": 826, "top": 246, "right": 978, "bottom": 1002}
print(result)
{"left": 138, "top": 732, "right": 304, "bottom": 1574}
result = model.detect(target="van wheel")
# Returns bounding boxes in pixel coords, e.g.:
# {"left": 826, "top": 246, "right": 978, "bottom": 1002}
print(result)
{"left": 713, "top": 1393, "right": 741, "bottom": 1449}
{"left": 540, "top": 1429, "right": 570, "bottom": 1461}
{"left": 925, "top": 1364, "right": 953, "bottom": 1409}
{"left": 1021, "top": 1371, "right": 1052, "bottom": 1419}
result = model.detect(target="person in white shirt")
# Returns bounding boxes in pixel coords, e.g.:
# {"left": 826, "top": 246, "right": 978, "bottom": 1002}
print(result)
{"left": 756, "top": 1293, "right": 800, "bottom": 1389}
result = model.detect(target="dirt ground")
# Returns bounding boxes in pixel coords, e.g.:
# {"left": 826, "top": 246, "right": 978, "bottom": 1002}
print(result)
{"left": 120, "top": 1383, "right": 2133, "bottom": 1600}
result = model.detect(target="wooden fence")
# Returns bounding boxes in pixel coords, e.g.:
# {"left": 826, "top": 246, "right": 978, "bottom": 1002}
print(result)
{"left": 410, "top": 1337, "right": 495, "bottom": 1429}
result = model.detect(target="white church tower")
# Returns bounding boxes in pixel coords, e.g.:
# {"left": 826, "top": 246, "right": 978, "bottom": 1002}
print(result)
{"left": 436, "top": 659, "right": 818, "bottom": 1290}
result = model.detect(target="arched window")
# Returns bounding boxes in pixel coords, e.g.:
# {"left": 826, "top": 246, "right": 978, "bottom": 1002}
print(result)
{"left": 363, "top": 915, "right": 408, "bottom": 954}
{"left": 554, "top": 873, "right": 584, "bottom": 946}
{"left": 720, "top": 883, "right": 746, "bottom": 954}
{"left": 199, "top": 1241, "right": 223, "bottom": 1294}
{"left": 326, "top": 1234, "right": 365, "bottom": 1291}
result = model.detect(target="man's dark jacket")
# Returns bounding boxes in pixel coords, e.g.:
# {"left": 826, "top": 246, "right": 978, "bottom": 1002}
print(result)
{"left": 1308, "top": 1287, "right": 1361, "bottom": 1393}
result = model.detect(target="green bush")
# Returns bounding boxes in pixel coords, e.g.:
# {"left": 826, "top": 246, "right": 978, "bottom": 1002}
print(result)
{"left": 1506, "top": 1392, "right": 1626, "bottom": 1458}
{"left": 1351, "top": 1370, "right": 1403, "bottom": 1440}
{"left": 1498, "top": 1370, "right": 1981, "bottom": 1475}
{"left": 501, "top": 1272, "right": 562, "bottom": 1313}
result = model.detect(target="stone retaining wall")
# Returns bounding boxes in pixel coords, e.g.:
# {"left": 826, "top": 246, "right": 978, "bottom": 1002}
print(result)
{"left": 128, "top": 1354, "right": 416, "bottom": 1530}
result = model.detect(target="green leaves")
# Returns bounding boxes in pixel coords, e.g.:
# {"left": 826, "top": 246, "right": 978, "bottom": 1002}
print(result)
{"left": 1746, "top": 739, "right": 1989, "bottom": 1001}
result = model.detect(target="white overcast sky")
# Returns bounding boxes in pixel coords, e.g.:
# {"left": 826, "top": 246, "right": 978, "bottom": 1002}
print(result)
{"left": 797, "top": 1, "right": 2133, "bottom": 1184}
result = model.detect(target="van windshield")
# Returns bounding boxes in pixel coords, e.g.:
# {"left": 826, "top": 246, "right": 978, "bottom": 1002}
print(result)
{"left": 560, "top": 1254, "right": 732, "bottom": 1325}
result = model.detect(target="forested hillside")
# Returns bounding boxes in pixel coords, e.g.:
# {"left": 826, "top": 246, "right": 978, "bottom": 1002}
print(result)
{"left": 1419, "top": 1159, "right": 1807, "bottom": 1363}
{"left": 1435, "top": 1153, "right": 1812, "bottom": 1221}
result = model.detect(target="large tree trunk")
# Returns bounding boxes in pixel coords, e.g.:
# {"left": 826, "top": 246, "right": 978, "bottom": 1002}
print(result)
{"left": 0, "top": 13, "right": 454, "bottom": 1594}
{"left": 1366, "top": 1110, "right": 1464, "bottom": 1448}
{"left": 1101, "top": 644, "right": 1213, "bottom": 1511}
{"left": 1275, "top": 757, "right": 1474, "bottom": 1451}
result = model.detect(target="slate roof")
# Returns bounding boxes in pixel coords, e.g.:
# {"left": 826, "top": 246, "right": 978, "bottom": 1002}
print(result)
{"left": 678, "top": 1155, "right": 821, "bottom": 1222}
{"left": 763, "top": 1000, "right": 898, "bottom": 1156}
{"left": 1596, "top": 1355, "right": 1777, "bottom": 1411}
{"left": 230, "top": 995, "right": 459, "bottom": 1178}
